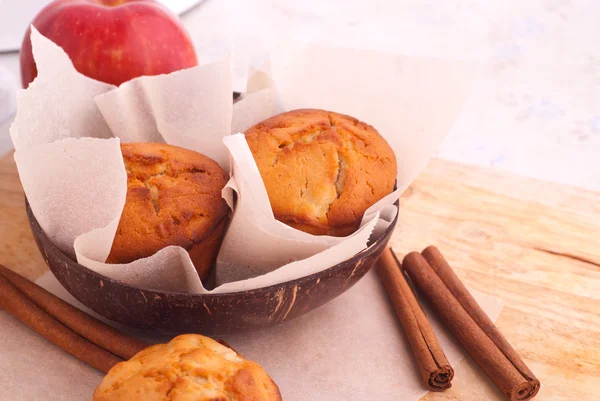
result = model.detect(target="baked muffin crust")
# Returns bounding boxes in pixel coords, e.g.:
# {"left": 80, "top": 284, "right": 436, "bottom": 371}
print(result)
{"left": 93, "top": 334, "right": 282, "bottom": 401}
{"left": 245, "top": 109, "right": 396, "bottom": 236}
{"left": 106, "top": 143, "right": 229, "bottom": 280}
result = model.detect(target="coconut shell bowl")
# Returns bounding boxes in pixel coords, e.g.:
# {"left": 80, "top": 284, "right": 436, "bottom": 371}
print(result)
{"left": 26, "top": 200, "right": 397, "bottom": 335}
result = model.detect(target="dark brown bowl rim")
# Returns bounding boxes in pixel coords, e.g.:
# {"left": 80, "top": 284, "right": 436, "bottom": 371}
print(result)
{"left": 27, "top": 199, "right": 398, "bottom": 299}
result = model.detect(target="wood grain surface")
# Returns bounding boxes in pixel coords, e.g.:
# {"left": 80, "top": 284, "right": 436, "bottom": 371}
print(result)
{"left": 1, "top": 152, "right": 599, "bottom": 400}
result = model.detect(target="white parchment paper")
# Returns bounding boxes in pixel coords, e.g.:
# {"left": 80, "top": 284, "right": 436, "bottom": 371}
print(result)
{"left": 0, "top": 270, "right": 504, "bottom": 401}
{"left": 10, "top": 28, "right": 475, "bottom": 294}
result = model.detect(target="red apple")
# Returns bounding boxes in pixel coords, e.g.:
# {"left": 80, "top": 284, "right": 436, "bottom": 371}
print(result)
{"left": 20, "top": 0, "right": 198, "bottom": 88}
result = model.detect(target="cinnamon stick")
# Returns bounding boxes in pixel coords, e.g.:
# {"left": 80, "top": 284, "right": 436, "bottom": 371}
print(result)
{"left": 403, "top": 248, "right": 540, "bottom": 401}
{"left": 0, "top": 264, "right": 147, "bottom": 360}
{"left": 377, "top": 248, "right": 453, "bottom": 391}
{"left": 0, "top": 272, "right": 122, "bottom": 373}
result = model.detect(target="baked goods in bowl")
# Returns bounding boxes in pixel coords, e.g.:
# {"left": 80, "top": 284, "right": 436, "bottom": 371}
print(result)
{"left": 244, "top": 109, "right": 397, "bottom": 236}
{"left": 93, "top": 334, "right": 281, "bottom": 401}
{"left": 106, "top": 143, "right": 229, "bottom": 280}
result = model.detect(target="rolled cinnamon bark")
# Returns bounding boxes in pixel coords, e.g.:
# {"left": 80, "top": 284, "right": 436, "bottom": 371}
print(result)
{"left": 377, "top": 248, "right": 453, "bottom": 391}
{"left": 0, "top": 264, "right": 146, "bottom": 360}
{"left": 0, "top": 272, "right": 122, "bottom": 373}
{"left": 422, "top": 246, "right": 540, "bottom": 396}
{"left": 403, "top": 249, "right": 540, "bottom": 401}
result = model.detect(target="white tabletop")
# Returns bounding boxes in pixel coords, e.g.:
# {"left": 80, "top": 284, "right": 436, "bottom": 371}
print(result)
{"left": 1, "top": 0, "right": 599, "bottom": 191}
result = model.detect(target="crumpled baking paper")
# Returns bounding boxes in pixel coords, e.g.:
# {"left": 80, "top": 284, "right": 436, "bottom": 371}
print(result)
{"left": 11, "top": 27, "right": 475, "bottom": 293}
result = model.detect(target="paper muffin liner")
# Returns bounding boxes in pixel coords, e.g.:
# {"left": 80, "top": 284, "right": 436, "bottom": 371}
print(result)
{"left": 11, "top": 27, "right": 475, "bottom": 293}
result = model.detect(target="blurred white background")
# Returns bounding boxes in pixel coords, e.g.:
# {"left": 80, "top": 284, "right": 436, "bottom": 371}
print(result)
{"left": 1, "top": 0, "right": 599, "bottom": 190}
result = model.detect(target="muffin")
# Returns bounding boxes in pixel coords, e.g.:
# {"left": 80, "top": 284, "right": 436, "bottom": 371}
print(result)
{"left": 244, "top": 109, "right": 397, "bottom": 236}
{"left": 93, "top": 334, "right": 282, "bottom": 401}
{"left": 106, "top": 143, "right": 229, "bottom": 280}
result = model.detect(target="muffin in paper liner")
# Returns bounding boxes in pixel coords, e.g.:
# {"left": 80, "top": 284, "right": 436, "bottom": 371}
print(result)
{"left": 11, "top": 27, "right": 475, "bottom": 294}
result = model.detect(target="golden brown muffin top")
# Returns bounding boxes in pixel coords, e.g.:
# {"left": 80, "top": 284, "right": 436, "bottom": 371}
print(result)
{"left": 245, "top": 109, "right": 397, "bottom": 236}
{"left": 106, "top": 143, "right": 229, "bottom": 265}
{"left": 93, "top": 334, "right": 282, "bottom": 401}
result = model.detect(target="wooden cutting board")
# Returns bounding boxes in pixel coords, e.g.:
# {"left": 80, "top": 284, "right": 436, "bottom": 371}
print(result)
{"left": 1, "top": 152, "right": 599, "bottom": 400}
